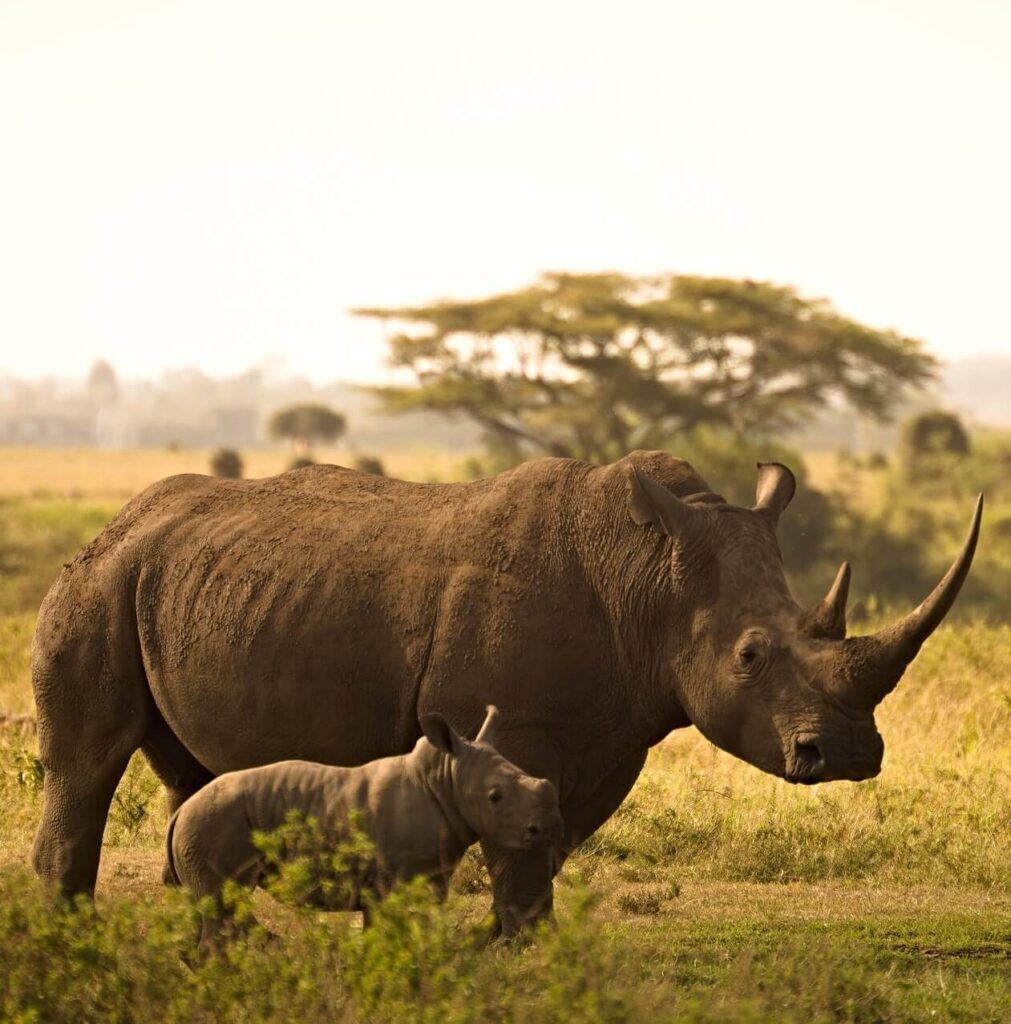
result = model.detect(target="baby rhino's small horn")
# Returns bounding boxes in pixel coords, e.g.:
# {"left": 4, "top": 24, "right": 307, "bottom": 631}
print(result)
{"left": 475, "top": 705, "right": 499, "bottom": 745}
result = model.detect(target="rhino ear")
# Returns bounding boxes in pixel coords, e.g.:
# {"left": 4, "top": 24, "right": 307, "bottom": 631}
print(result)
{"left": 753, "top": 462, "right": 796, "bottom": 526}
{"left": 420, "top": 713, "right": 462, "bottom": 757}
{"left": 625, "top": 465, "right": 697, "bottom": 538}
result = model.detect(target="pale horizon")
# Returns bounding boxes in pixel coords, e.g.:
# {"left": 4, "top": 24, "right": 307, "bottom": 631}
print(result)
{"left": 2, "top": 0, "right": 1009, "bottom": 385}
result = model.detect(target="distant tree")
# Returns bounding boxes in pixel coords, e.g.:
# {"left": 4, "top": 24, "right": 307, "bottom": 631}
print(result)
{"left": 353, "top": 454, "right": 386, "bottom": 476}
{"left": 86, "top": 359, "right": 119, "bottom": 404}
{"left": 900, "top": 410, "right": 970, "bottom": 481}
{"left": 355, "top": 272, "right": 936, "bottom": 464}
{"left": 210, "top": 448, "right": 243, "bottom": 478}
{"left": 902, "top": 410, "right": 970, "bottom": 458}
{"left": 268, "top": 404, "right": 346, "bottom": 453}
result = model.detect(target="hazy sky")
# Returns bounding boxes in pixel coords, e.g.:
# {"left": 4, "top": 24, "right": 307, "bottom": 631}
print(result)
{"left": 1, "top": 0, "right": 1009, "bottom": 383}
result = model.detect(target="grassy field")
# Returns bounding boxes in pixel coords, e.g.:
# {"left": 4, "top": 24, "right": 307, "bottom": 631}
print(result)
{"left": 1, "top": 449, "right": 1008, "bottom": 1021}
{"left": 0, "top": 445, "right": 471, "bottom": 499}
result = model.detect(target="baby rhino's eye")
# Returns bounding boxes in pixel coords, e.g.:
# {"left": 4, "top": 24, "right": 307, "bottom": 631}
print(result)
{"left": 488, "top": 787, "right": 503, "bottom": 804}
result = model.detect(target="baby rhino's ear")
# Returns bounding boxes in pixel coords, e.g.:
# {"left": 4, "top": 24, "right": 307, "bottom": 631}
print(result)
{"left": 420, "top": 713, "right": 463, "bottom": 756}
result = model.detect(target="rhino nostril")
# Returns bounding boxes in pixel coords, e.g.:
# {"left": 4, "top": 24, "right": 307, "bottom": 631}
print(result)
{"left": 794, "top": 740, "right": 823, "bottom": 772}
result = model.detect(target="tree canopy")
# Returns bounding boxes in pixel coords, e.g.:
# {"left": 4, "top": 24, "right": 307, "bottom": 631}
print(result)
{"left": 355, "top": 272, "right": 936, "bottom": 463}
{"left": 268, "top": 404, "right": 347, "bottom": 450}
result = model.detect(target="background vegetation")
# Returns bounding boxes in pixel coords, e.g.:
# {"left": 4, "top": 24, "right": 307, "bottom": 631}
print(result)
{"left": 357, "top": 272, "right": 934, "bottom": 464}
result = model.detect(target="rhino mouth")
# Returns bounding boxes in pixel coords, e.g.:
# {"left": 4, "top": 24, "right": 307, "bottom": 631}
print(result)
{"left": 518, "top": 820, "right": 564, "bottom": 849}
{"left": 781, "top": 733, "right": 884, "bottom": 784}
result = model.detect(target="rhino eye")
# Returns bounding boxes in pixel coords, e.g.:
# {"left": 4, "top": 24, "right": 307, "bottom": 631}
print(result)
{"left": 488, "top": 787, "right": 503, "bottom": 805}
{"left": 736, "top": 636, "right": 769, "bottom": 674}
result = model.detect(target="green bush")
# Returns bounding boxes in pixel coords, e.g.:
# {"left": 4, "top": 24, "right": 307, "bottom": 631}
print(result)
{"left": 352, "top": 455, "right": 386, "bottom": 477}
{"left": 209, "top": 448, "right": 243, "bottom": 479}
{"left": 0, "top": 870, "right": 648, "bottom": 1024}
{"left": 901, "top": 410, "right": 970, "bottom": 469}
{"left": 2, "top": 868, "right": 1007, "bottom": 1023}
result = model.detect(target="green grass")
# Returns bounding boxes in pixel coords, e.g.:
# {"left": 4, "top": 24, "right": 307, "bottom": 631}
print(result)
{"left": 0, "top": 496, "right": 120, "bottom": 616}
{"left": 0, "top": 482, "right": 1009, "bottom": 1021}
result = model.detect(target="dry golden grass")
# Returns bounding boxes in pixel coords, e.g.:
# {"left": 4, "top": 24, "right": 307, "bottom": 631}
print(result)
{"left": 0, "top": 445, "right": 473, "bottom": 499}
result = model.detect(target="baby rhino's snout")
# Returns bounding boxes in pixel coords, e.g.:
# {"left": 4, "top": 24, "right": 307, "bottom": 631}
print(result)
{"left": 522, "top": 779, "right": 564, "bottom": 847}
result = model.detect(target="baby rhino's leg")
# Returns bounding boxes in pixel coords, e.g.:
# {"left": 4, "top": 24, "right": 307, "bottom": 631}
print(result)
{"left": 170, "top": 802, "right": 264, "bottom": 951}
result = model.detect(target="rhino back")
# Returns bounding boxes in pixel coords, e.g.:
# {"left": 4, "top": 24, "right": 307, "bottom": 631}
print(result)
{"left": 39, "top": 453, "right": 711, "bottom": 779}
{"left": 69, "top": 461, "right": 599, "bottom": 774}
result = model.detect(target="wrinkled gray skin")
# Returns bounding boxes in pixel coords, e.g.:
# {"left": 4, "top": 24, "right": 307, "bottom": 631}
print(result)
{"left": 31, "top": 451, "right": 982, "bottom": 934}
{"left": 166, "top": 706, "right": 561, "bottom": 943}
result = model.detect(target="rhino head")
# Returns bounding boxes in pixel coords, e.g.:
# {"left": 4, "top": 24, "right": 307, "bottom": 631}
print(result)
{"left": 420, "top": 705, "right": 564, "bottom": 848}
{"left": 627, "top": 461, "right": 983, "bottom": 784}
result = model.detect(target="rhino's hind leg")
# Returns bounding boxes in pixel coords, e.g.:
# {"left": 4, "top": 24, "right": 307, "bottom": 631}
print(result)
{"left": 31, "top": 741, "right": 141, "bottom": 898}
{"left": 31, "top": 585, "right": 150, "bottom": 899}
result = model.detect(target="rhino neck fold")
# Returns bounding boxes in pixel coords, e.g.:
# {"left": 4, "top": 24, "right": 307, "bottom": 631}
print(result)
{"left": 413, "top": 743, "right": 479, "bottom": 852}
{"left": 574, "top": 469, "right": 695, "bottom": 744}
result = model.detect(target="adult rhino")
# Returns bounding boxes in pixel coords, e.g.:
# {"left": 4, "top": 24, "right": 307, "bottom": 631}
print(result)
{"left": 31, "top": 451, "right": 981, "bottom": 933}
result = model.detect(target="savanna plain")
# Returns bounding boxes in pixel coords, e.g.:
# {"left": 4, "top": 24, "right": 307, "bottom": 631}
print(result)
{"left": 0, "top": 447, "right": 1008, "bottom": 1023}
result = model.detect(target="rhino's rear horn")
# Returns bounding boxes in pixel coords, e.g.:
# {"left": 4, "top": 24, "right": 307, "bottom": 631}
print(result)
{"left": 753, "top": 462, "right": 796, "bottom": 527}
{"left": 799, "top": 562, "right": 850, "bottom": 640}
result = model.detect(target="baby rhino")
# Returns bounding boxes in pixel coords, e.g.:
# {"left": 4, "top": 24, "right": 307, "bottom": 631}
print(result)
{"left": 165, "top": 706, "right": 562, "bottom": 943}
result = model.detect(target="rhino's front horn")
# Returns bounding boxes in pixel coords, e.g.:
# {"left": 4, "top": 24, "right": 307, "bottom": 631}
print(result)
{"left": 842, "top": 494, "right": 983, "bottom": 707}
{"left": 799, "top": 561, "right": 851, "bottom": 640}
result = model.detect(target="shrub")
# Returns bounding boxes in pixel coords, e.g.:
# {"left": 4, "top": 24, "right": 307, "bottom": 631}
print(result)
{"left": 0, "top": 869, "right": 649, "bottom": 1023}
{"left": 903, "top": 410, "right": 970, "bottom": 458}
{"left": 353, "top": 455, "right": 386, "bottom": 477}
{"left": 107, "top": 755, "right": 161, "bottom": 845}
{"left": 900, "top": 410, "right": 970, "bottom": 482}
{"left": 254, "top": 809, "right": 375, "bottom": 911}
{"left": 616, "top": 886, "right": 674, "bottom": 916}
{"left": 209, "top": 448, "right": 243, "bottom": 479}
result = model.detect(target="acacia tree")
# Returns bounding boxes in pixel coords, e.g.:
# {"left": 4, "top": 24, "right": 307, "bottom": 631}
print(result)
{"left": 355, "top": 272, "right": 935, "bottom": 463}
{"left": 268, "top": 403, "right": 346, "bottom": 453}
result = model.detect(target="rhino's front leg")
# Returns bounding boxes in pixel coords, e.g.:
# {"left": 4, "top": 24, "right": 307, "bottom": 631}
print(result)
{"left": 480, "top": 839, "right": 556, "bottom": 937}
